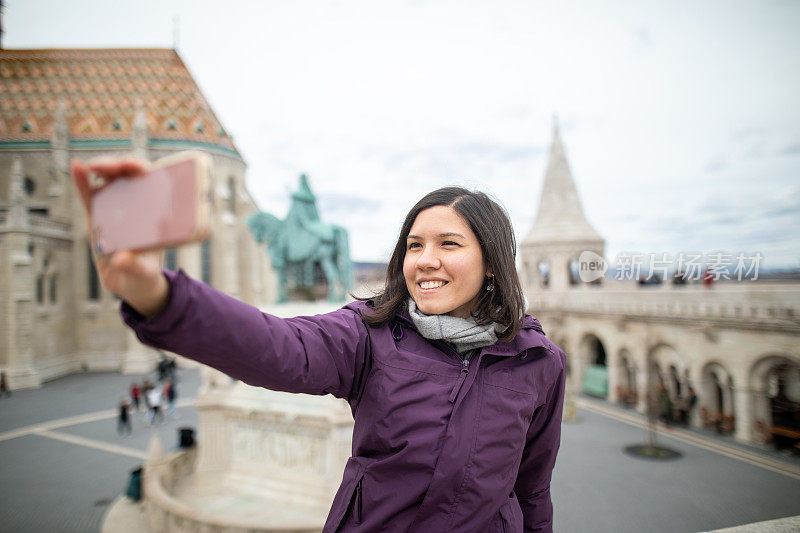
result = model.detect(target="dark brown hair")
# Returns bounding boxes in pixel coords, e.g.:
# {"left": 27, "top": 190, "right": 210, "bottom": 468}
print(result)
{"left": 359, "top": 186, "right": 525, "bottom": 341}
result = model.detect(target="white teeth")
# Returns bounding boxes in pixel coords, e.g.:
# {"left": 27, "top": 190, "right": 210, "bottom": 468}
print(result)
{"left": 420, "top": 281, "right": 446, "bottom": 289}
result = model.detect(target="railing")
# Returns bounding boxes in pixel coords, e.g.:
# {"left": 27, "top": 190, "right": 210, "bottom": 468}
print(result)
{"left": 528, "top": 284, "right": 800, "bottom": 326}
{"left": 28, "top": 213, "right": 71, "bottom": 234}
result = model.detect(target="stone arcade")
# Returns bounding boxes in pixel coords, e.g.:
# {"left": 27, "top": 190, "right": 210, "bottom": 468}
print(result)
{"left": 521, "top": 121, "right": 800, "bottom": 449}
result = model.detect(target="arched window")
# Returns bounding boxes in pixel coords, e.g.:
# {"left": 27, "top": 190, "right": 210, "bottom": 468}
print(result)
{"left": 24, "top": 177, "right": 36, "bottom": 196}
{"left": 87, "top": 244, "right": 100, "bottom": 300}
{"left": 49, "top": 273, "right": 57, "bottom": 304}
{"left": 201, "top": 240, "right": 212, "bottom": 285}
{"left": 36, "top": 274, "right": 45, "bottom": 304}
{"left": 227, "top": 176, "right": 236, "bottom": 214}
{"left": 538, "top": 260, "right": 550, "bottom": 288}
{"left": 569, "top": 257, "right": 580, "bottom": 285}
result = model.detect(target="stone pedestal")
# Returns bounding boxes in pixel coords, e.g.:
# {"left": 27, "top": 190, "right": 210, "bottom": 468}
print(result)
{"left": 138, "top": 300, "right": 354, "bottom": 532}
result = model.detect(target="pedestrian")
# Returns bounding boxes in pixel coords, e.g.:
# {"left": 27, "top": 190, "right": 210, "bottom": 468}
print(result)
{"left": 146, "top": 384, "right": 163, "bottom": 425}
{"left": 142, "top": 380, "right": 153, "bottom": 423}
{"left": 156, "top": 354, "right": 168, "bottom": 382}
{"left": 164, "top": 380, "right": 177, "bottom": 416}
{"left": 118, "top": 397, "right": 132, "bottom": 436}
{"left": 73, "top": 161, "right": 567, "bottom": 532}
{"left": 0, "top": 370, "right": 9, "bottom": 398}
{"left": 703, "top": 268, "right": 714, "bottom": 288}
{"left": 129, "top": 381, "right": 141, "bottom": 411}
{"left": 167, "top": 358, "right": 177, "bottom": 382}
{"left": 686, "top": 386, "right": 698, "bottom": 424}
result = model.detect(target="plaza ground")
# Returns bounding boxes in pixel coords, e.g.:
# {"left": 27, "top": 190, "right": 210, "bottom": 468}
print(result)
{"left": 0, "top": 369, "right": 798, "bottom": 532}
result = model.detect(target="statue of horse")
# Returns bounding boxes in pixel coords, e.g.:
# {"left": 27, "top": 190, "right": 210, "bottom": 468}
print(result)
{"left": 247, "top": 174, "right": 353, "bottom": 302}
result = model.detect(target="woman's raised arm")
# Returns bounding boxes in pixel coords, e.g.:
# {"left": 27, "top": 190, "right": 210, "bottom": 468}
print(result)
{"left": 122, "top": 270, "right": 372, "bottom": 401}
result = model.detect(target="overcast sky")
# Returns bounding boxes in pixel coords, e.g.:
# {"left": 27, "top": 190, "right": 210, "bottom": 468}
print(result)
{"left": 5, "top": 0, "right": 800, "bottom": 268}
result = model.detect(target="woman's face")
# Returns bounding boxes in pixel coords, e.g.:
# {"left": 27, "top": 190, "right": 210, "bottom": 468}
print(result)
{"left": 403, "top": 205, "right": 489, "bottom": 318}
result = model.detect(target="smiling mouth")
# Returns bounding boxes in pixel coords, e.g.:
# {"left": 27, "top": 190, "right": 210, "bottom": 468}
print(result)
{"left": 419, "top": 280, "right": 448, "bottom": 290}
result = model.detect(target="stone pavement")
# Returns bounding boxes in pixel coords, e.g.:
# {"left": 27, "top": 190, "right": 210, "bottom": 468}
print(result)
{"left": 0, "top": 368, "right": 201, "bottom": 532}
{"left": 1, "top": 370, "right": 799, "bottom": 533}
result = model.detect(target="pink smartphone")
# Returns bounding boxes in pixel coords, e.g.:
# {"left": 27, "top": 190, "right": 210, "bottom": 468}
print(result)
{"left": 90, "top": 151, "right": 212, "bottom": 255}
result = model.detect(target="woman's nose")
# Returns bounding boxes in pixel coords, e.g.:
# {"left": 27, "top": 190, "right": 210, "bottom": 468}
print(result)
{"left": 416, "top": 246, "right": 441, "bottom": 269}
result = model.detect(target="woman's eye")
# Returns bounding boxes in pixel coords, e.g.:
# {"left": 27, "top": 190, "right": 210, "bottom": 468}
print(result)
{"left": 442, "top": 241, "right": 460, "bottom": 247}
{"left": 408, "top": 242, "right": 422, "bottom": 250}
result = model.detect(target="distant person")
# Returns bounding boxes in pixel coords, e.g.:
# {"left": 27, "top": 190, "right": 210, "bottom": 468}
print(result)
{"left": 129, "top": 382, "right": 141, "bottom": 411}
{"left": 156, "top": 355, "right": 168, "bottom": 381}
{"left": 0, "top": 371, "right": 9, "bottom": 398}
{"left": 73, "top": 159, "right": 568, "bottom": 532}
{"left": 703, "top": 268, "right": 714, "bottom": 288}
{"left": 147, "top": 385, "right": 163, "bottom": 425}
{"left": 657, "top": 384, "right": 673, "bottom": 427}
{"left": 167, "top": 357, "right": 177, "bottom": 382}
{"left": 118, "top": 398, "right": 132, "bottom": 436}
{"left": 164, "top": 380, "right": 177, "bottom": 416}
{"left": 677, "top": 386, "right": 698, "bottom": 426}
{"left": 672, "top": 270, "right": 687, "bottom": 286}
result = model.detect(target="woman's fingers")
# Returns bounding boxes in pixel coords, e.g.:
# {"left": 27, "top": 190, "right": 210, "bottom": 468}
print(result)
{"left": 70, "top": 157, "right": 147, "bottom": 214}
{"left": 70, "top": 159, "right": 93, "bottom": 213}
{"left": 87, "top": 157, "right": 148, "bottom": 180}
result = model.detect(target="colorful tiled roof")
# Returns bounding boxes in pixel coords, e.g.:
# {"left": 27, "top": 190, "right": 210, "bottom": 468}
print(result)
{"left": 0, "top": 48, "right": 238, "bottom": 154}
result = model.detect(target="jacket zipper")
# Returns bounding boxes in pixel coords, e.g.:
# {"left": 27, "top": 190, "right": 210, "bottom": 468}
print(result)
{"left": 448, "top": 359, "right": 470, "bottom": 403}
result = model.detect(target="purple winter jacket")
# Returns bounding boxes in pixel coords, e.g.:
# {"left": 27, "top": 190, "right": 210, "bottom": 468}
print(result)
{"left": 122, "top": 270, "right": 567, "bottom": 532}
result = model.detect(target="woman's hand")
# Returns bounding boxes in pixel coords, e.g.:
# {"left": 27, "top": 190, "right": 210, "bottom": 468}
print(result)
{"left": 71, "top": 157, "right": 170, "bottom": 319}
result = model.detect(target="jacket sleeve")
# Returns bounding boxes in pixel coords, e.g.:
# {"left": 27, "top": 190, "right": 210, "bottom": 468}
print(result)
{"left": 120, "top": 269, "right": 370, "bottom": 401}
{"left": 513, "top": 347, "right": 567, "bottom": 533}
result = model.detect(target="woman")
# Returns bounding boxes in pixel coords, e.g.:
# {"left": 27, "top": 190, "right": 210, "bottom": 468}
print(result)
{"left": 72, "top": 159, "right": 566, "bottom": 533}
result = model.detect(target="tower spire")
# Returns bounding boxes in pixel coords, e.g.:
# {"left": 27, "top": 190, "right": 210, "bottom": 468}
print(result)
{"left": 524, "top": 119, "right": 602, "bottom": 244}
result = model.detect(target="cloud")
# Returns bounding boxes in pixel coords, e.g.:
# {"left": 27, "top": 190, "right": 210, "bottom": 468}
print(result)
{"left": 379, "top": 141, "right": 544, "bottom": 177}
{"left": 631, "top": 27, "right": 653, "bottom": 48}
{"left": 317, "top": 193, "right": 383, "bottom": 215}
{"left": 731, "top": 127, "right": 765, "bottom": 141}
{"left": 778, "top": 143, "right": 800, "bottom": 156}
{"left": 704, "top": 156, "right": 728, "bottom": 173}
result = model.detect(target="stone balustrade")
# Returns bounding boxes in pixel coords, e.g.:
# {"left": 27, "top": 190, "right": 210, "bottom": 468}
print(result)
{"left": 28, "top": 213, "right": 71, "bottom": 235}
{"left": 144, "top": 443, "right": 321, "bottom": 533}
{"left": 529, "top": 283, "right": 800, "bottom": 326}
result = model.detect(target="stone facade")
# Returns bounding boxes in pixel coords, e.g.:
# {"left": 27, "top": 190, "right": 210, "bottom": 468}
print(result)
{"left": 521, "top": 121, "right": 800, "bottom": 448}
{"left": 0, "top": 49, "right": 278, "bottom": 389}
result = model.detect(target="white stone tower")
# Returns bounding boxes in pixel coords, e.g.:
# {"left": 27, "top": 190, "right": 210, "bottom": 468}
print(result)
{"left": 521, "top": 119, "right": 605, "bottom": 292}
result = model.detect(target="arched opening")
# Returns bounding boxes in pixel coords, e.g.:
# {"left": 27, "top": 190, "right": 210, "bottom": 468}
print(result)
{"left": 647, "top": 344, "right": 689, "bottom": 426}
{"left": 538, "top": 260, "right": 550, "bottom": 288}
{"left": 669, "top": 365, "right": 682, "bottom": 398}
{"left": 579, "top": 334, "right": 608, "bottom": 398}
{"left": 568, "top": 257, "right": 580, "bottom": 286}
{"left": 751, "top": 356, "right": 800, "bottom": 451}
{"left": 700, "top": 362, "right": 736, "bottom": 435}
{"left": 24, "top": 176, "right": 36, "bottom": 196}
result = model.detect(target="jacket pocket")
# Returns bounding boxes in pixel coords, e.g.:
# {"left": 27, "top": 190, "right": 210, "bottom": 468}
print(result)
{"left": 323, "top": 457, "right": 366, "bottom": 533}
{"left": 498, "top": 492, "right": 523, "bottom": 533}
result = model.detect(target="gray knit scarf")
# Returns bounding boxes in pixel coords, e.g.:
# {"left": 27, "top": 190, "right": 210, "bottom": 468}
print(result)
{"left": 407, "top": 299, "right": 499, "bottom": 358}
